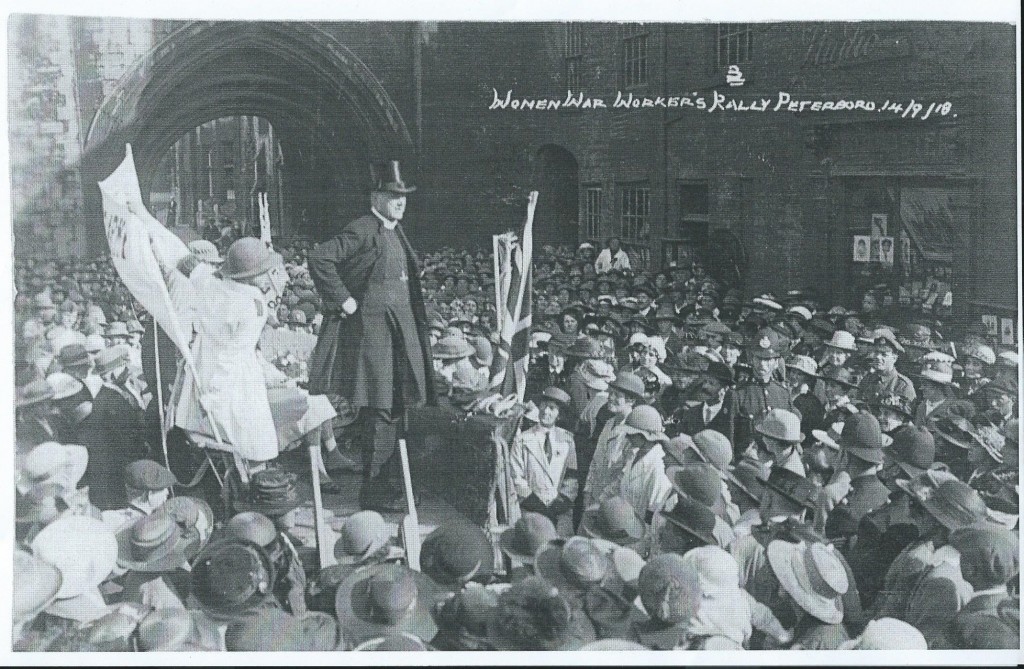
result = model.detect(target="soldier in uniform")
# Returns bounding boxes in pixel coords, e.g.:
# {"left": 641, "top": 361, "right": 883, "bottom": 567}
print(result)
{"left": 733, "top": 328, "right": 796, "bottom": 457}
{"left": 857, "top": 329, "right": 917, "bottom": 408}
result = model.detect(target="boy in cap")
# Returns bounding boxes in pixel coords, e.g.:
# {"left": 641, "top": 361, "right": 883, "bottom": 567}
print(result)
{"left": 510, "top": 387, "right": 579, "bottom": 533}
{"left": 100, "top": 459, "right": 178, "bottom": 533}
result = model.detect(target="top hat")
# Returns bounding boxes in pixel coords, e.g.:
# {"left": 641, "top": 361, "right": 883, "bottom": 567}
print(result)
{"left": 370, "top": 161, "right": 417, "bottom": 194}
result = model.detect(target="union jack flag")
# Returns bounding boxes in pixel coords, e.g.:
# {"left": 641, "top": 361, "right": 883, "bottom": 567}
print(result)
{"left": 489, "top": 192, "right": 538, "bottom": 402}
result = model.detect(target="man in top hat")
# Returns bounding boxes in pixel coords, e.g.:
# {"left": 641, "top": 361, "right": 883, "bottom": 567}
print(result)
{"left": 307, "top": 161, "right": 435, "bottom": 513}
{"left": 510, "top": 387, "right": 579, "bottom": 532}
{"left": 858, "top": 329, "right": 917, "bottom": 408}
{"left": 733, "top": 329, "right": 796, "bottom": 456}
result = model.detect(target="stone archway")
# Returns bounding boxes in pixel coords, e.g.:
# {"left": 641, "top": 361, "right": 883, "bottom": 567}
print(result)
{"left": 81, "top": 21, "right": 414, "bottom": 253}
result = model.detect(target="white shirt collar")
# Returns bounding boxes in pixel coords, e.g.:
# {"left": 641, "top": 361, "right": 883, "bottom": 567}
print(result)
{"left": 371, "top": 207, "right": 399, "bottom": 230}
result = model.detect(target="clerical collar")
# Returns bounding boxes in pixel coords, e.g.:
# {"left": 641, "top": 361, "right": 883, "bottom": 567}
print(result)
{"left": 371, "top": 207, "right": 399, "bottom": 230}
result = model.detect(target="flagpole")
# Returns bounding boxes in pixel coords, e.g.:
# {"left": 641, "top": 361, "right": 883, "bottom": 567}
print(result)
{"left": 152, "top": 326, "right": 172, "bottom": 492}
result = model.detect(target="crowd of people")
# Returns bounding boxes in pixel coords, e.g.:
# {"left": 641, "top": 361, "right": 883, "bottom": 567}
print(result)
{"left": 12, "top": 233, "right": 1021, "bottom": 652}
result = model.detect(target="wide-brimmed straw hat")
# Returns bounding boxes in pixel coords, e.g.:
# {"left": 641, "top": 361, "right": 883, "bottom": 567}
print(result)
{"left": 767, "top": 541, "right": 848, "bottom": 624}
{"left": 499, "top": 512, "right": 558, "bottom": 565}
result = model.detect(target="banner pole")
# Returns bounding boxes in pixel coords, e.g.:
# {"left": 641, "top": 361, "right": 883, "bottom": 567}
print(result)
{"left": 153, "top": 327, "right": 172, "bottom": 487}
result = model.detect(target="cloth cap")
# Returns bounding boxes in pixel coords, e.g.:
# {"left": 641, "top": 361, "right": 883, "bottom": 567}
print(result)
{"left": 608, "top": 371, "right": 646, "bottom": 400}
{"left": 126, "top": 459, "right": 178, "bottom": 491}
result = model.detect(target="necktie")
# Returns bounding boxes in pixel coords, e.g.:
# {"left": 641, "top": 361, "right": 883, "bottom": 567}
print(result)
{"left": 543, "top": 431, "right": 554, "bottom": 462}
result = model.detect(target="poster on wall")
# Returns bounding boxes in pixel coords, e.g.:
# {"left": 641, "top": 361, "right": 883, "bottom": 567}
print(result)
{"left": 853, "top": 235, "right": 871, "bottom": 262}
{"left": 1000, "top": 318, "right": 1015, "bottom": 345}
{"left": 982, "top": 314, "right": 999, "bottom": 337}
{"left": 879, "top": 236, "right": 895, "bottom": 266}
{"left": 871, "top": 213, "right": 888, "bottom": 238}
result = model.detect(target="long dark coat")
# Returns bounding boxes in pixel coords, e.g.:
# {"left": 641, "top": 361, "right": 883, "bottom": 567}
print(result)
{"left": 307, "top": 214, "right": 436, "bottom": 409}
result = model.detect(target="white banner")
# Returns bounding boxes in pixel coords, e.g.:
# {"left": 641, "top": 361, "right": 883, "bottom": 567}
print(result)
{"left": 98, "top": 145, "right": 196, "bottom": 371}
{"left": 259, "top": 191, "right": 273, "bottom": 248}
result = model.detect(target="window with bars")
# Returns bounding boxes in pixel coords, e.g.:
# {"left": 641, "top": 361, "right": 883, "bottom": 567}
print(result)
{"left": 622, "top": 24, "right": 649, "bottom": 87}
{"left": 717, "top": 23, "right": 753, "bottom": 66}
{"left": 675, "top": 181, "right": 710, "bottom": 244}
{"left": 583, "top": 186, "right": 602, "bottom": 239}
{"left": 565, "top": 23, "right": 584, "bottom": 93}
{"left": 620, "top": 184, "right": 651, "bottom": 245}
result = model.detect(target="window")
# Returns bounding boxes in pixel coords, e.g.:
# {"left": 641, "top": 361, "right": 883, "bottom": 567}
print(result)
{"left": 565, "top": 23, "right": 583, "bottom": 57}
{"left": 565, "top": 23, "right": 583, "bottom": 93}
{"left": 717, "top": 23, "right": 753, "bottom": 66}
{"left": 622, "top": 24, "right": 649, "bottom": 87}
{"left": 676, "top": 181, "right": 710, "bottom": 244}
{"left": 583, "top": 186, "right": 602, "bottom": 239}
{"left": 620, "top": 184, "right": 651, "bottom": 244}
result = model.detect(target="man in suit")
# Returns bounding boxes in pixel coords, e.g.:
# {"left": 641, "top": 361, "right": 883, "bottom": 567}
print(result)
{"left": 670, "top": 360, "right": 736, "bottom": 443}
{"left": 307, "top": 161, "right": 435, "bottom": 512}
